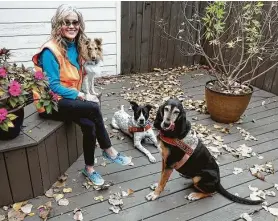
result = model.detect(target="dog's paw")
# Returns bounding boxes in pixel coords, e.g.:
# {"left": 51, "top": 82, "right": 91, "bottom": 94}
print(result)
{"left": 148, "top": 155, "right": 157, "bottom": 163}
{"left": 187, "top": 192, "right": 203, "bottom": 201}
{"left": 146, "top": 191, "right": 159, "bottom": 201}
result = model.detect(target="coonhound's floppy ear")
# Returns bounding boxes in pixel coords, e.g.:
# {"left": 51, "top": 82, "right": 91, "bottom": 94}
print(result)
{"left": 154, "top": 104, "right": 164, "bottom": 130}
{"left": 175, "top": 111, "right": 191, "bottom": 139}
{"left": 129, "top": 101, "right": 139, "bottom": 112}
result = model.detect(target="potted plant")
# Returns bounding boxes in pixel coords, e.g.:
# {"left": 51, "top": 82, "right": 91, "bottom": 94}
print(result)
{"left": 0, "top": 48, "right": 58, "bottom": 140}
{"left": 157, "top": 1, "right": 278, "bottom": 123}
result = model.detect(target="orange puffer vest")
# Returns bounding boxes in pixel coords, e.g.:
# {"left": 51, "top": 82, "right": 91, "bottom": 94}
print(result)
{"left": 32, "top": 40, "right": 84, "bottom": 113}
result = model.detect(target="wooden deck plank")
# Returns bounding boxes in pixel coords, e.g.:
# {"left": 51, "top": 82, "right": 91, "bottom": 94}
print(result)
{"left": 56, "top": 125, "right": 70, "bottom": 175}
{"left": 4, "top": 149, "right": 33, "bottom": 202}
{"left": 0, "top": 153, "right": 13, "bottom": 206}
{"left": 26, "top": 146, "right": 44, "bottom": 197}
{"left": 45, "top": 133, "right": 60, "bottom": 185}
{"left": 65, "top": 123, "right": 78, "bottom": 165}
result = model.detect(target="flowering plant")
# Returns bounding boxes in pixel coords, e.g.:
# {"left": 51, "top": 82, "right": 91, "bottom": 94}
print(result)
{"left": 0, "top": 47, "right": 58, "bottom": 131}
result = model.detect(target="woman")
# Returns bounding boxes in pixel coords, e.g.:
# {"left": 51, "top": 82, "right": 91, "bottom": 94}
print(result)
{"left": 32, "top": 4, "right": 131, "bottom": 186}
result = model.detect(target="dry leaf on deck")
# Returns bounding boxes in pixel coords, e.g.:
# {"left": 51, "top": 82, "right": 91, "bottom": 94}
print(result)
{"left": 233, "top": 167, "right": 243, "bottom": 175}
{"left": 53, "top": 194, "right": 64, "bottom": 202}
{"left": 58, "top": 173, "right": 68, "bottom": 182}
{"left": 63, "top": 188, "right": 73, "bottom": 193}
{"left": 45, "top": 188, "right": 54, "bottom": 198}
{"left": 0, "top": 215, "right": 5, "bottom": 221}
{"left": 253, "top": 172, "right": 265, "bottom": 181}
{"left": 94, "top": 195, "right": 104, "bottom": 201}
{"left": 275, "top": 184, "right": 278, "bottom": 190}
{"left": 101, "top": 162, "right": 107, "bottom": 167}
{"left": 38, "top": 201, "right": 52, "bottom": 221}
{"left": 53, "top": 180, "right": 66, "bottom": 188}
{"left": 3, "top": 206, "right": 8, "bottom": 211}
{"left": 73, "top": 208, "right": 83, "bottom": 221}
{"left": 8, "top": 209, "right": 25, "bottom": 221}
{"left": 265, "top": 190, "right": 276, "bottom": 197}
{"left": 268, "top": 207, "right": 278, "bottom": 216}
{"left": 20, "top": 204, "right": 33, "bottom": 214}
{"left": 248, "top": 185, "right": 259, "bottom": 192}
{"left": 240, "top": 213, "right": 252, "bottom": 221}
{"left": 12, "top": 201, "right": 28, "bottom": 211}
{"left": 109, "top": 206, "right": 120, "bottom": 214}
{"left": 58, "top": 198, "right": 69, "bottom": 206}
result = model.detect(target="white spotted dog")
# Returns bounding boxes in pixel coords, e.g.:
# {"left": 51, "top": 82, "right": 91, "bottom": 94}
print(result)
{"left": 111, "top": 101, "right": 161, "bottom": 163}
{"left": 81, "top": 38, "right": 103, "bottom": 104}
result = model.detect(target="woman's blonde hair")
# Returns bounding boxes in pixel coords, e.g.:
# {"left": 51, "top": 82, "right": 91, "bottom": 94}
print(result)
{"left": 50, "top": 4, "right": 87, "bottom": 59}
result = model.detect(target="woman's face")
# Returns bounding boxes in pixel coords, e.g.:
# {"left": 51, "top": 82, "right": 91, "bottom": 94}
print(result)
{"left": 61, "top": 12, "right": 80, "bottom": 41}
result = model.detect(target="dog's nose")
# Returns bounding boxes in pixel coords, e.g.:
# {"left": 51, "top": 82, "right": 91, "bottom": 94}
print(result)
{"left": 92, "top": 56, "right": 96, "bottom": 60}
{"left": 164, "top": 122, "right": 170, "bottom": 128}
{"left": 139, "top": 119, "right": 144, "bottom": 124}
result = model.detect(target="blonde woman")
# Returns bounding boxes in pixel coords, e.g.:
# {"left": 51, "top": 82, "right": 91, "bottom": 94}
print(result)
{"left": 32, "top": 4, "right": 131, "bottom": 186}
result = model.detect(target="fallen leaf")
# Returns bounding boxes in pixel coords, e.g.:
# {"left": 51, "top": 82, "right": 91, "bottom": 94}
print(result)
{"left": 253, "top": 172, "right": 265, "bottom": 181}
{"left": 127, "top": 188, "right": 134, "bottom": 196}
{"left": 94, "top": 195, "right": 104, "bottom": 201}
{"left": 248, "top": 185, "right": 259, "bottom": 192}
{"left": 265, "top": 190, "right": 276, "bottom": 197}
{"left": 233, "top": 167, "right": 243, "bottom": 175}
{"left": 63, "top": 188, "right": 73, "bottom": 193}
{"left": 53, "top": 194, "right": 64, "bottom": 202}
{"left": 275, "top": 184, "right": 278, "bottom": 190}
{"left": 268, "top": 207, "right": 278, "bottom": 216}
{"left": 53, "top": 180, "right": 66, "bottom": 188}
{"left": 0, "top": 215, "right": 5, "bottom": 221}
{"left": 45, "top": 188, "right": 54, "bottom": 198}
{"left": 108, "top": 193, "right": 123, "bottom": 206}
{"left": 12, "top": 201, "right": 28, "bottom": 211}
{"left": 262, "top": 201, "right": 269, "bottom": 211}
{"left": 73, "top": 208, "right": 83, "bottom": 221}
{"left": 20, "top": 204, "right": 33, "bottom": 214}
{"left": 3, "top": 206, "right": 9, "bottom": 211}
{"left": 240, "top": 213, "right": 252, "bottom": 221}
{"left": 38, "top": 201, "right": 52, "bottom": 221}
{"left": 112, "top": 129, "right": 119, "bottom": 133}
{"left": 257, "top": 155, "right": 264, "bottom": 160}
{"left": 262, "top": 101, "right": 266, "bottom": 106}
{"left": 101, "top": 162, "right": 107, "bottom": 167}
{"left": 58, "top": 198, "right": 69, "bottom": 206}
{"left": 109, "top": 206, "right": 120, "bottom": 214}
{"left": 28, "top": 212, "right": 35, "bottom": 217}
{"left": 250, "top": 192, "right": 261, "bottom": 201}
{"left": 8, "top": 209, "right": 25, "bottom": 221}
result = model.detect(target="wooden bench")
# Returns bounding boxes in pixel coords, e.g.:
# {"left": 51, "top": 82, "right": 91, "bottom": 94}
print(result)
{"left": 0, "top": 104, "right": 84, "bottom": 206}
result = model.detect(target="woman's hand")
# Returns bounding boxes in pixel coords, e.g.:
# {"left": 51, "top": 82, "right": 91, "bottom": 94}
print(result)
{"left": 85, "top": 94, "right": 100, "bottom": 104}
{"left": 77, "top": 92, "right": 85, "bottom": 100}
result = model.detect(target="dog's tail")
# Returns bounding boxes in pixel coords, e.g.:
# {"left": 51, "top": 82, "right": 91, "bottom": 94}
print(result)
{"left": 217, "top": 183, "right": 263, "bottom": 205}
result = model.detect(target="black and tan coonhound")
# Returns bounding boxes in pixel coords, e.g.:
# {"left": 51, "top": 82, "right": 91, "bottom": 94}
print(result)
{"left": 146, "top": 98, "right": 263, "bottom": 205}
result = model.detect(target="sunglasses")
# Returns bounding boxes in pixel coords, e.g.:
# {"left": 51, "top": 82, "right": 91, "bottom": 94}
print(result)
{"left": 63, "top": 20, "right": 80, "bottom": 27}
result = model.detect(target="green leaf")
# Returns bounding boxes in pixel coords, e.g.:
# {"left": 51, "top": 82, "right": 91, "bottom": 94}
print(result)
{"left": 8, "top": 98, "right": 17, "bottom": 108}
{"left": 6, "top": 120, "right": 14, "bottom": 128}
{"left": 43, "top": 100, "right": 50, "bottom": 106}
{"left": 0, "top": 122, "right": 9, "bottom": 131}
{"left": 36, "top": 102, "right": 43, "bottom": 109}
{"left": 46, "top": 105, "right": 52, "bottom": 114}
{"left": 7, "top": 113, "right": 17, "bottom": 121}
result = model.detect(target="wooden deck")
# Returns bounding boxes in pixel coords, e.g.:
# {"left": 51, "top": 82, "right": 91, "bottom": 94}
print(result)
{"left": 3, "top": 69, "right": 278, "bottom": 221}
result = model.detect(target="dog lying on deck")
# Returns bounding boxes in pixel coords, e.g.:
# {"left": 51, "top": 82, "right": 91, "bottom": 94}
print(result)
{"left": 146, "top": 98, "right": 263, "bottom": 205}
{"left": 81, "top": 38, "right": 103, "bottom": 104}
{"left": 111, "top": 101, "right": 161, "bottom": 163}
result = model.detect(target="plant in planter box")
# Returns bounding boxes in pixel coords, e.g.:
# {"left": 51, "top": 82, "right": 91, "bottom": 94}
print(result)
{"left": 0, "top": 48, "right": 58, "bottom": 140}
{"left": 157, "top": 1, "right": 278, "bottom": 123}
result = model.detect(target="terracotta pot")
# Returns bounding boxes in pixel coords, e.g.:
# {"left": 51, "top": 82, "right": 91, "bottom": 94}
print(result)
{"left": 0, "top": 105, "right": 24, "bottom": 140}
{"left": 205, "top": 80, "right": 253, "bottom": 123}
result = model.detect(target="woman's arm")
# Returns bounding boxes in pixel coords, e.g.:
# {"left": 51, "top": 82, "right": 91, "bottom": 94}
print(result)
{"left": 40, "top": 49, "right": 79, "bottom": 99}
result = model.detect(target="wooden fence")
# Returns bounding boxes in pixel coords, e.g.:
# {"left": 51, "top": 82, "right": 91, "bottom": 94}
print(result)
{"left": 121, "top": 1, "right": 278, "bottom": 95}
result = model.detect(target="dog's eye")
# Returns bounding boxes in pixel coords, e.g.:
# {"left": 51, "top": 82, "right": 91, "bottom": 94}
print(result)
{"left": 95, "top": 47, "right": 98, "bottom": 50}
{"left": 164, "top": 107, "right": 169, "bottom": 112}
{"left": 174, "top": 111, "right": 180, "bottom": 114}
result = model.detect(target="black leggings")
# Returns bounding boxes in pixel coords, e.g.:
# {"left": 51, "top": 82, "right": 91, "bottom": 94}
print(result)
{"left": 40, "top": 98, "right": 111, "bottom": 166}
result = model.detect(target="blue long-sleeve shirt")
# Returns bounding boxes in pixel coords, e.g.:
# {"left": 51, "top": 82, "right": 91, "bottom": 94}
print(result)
{"left": 39, "top": 41, "right": 80, "bottom": 99}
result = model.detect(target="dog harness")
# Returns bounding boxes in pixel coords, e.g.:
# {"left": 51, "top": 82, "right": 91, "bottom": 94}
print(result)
{"left": 159, "top": 129, "right": 199, "bottom": 170}
{"left": 128, "top": 122, "right": 152, "bottom": 133}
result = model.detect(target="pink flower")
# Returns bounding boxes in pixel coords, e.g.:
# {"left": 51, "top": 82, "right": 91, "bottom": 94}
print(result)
{"left": 0, "top": 67, "right": 7, "bottom": 78}
{"left": 49, "top": 91, "right": 59, "bottom": 102}
{"left": 0, "top": 108, "right": 8, "bottom": 123}
{"left": 34, "top": 71, "right": 44, "bottom": 80}
{"left": 8, "top": 80, "right": 22, "bottom": 97}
